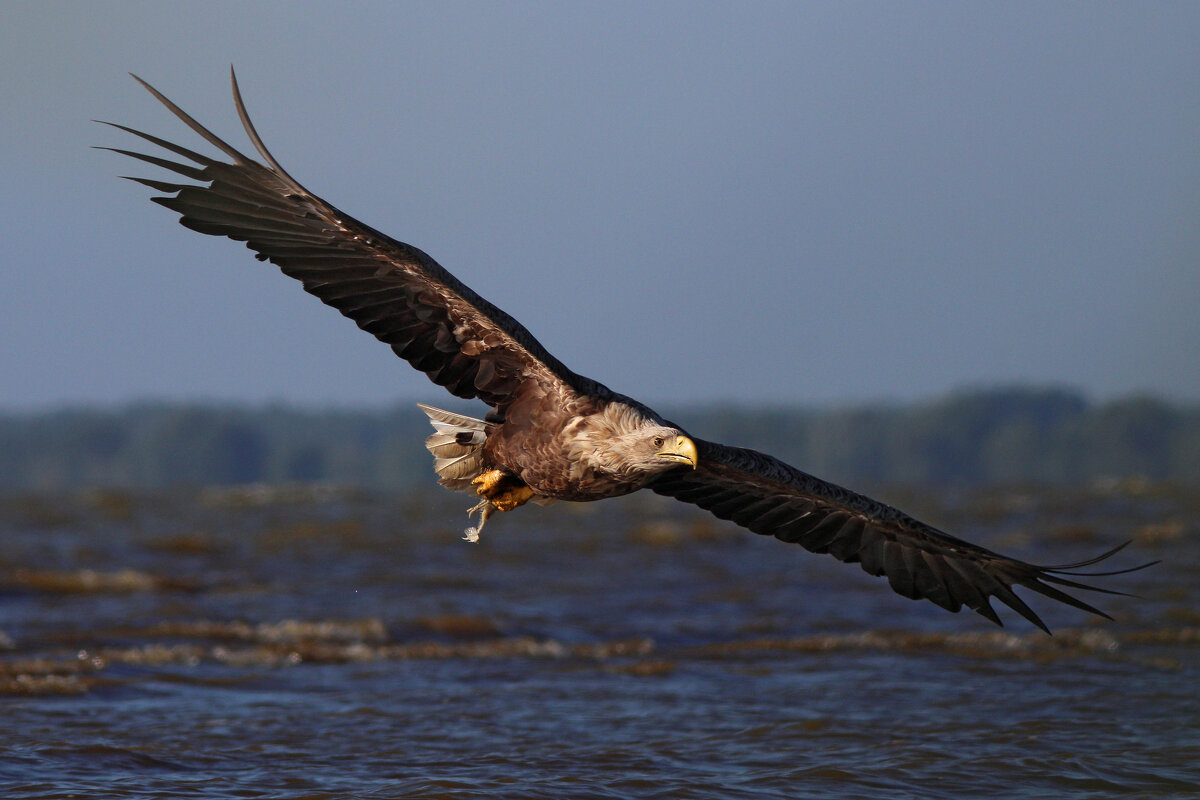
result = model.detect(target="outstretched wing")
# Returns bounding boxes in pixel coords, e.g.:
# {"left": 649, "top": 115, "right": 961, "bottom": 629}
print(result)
{"left": 651, "top": 438, "right": 1150, "bottom": 632}
{"left": 98, "top": 69, "right": 597, "bottom": 409}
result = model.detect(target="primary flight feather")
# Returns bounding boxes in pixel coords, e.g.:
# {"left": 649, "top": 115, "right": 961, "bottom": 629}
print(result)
{"left": 101, "top": 70, "right": 1149, "bottom": 632}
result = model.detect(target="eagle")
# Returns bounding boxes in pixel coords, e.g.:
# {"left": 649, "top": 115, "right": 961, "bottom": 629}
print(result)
{"left": 100, "top": 70, "right": 1150, "bottom": 633}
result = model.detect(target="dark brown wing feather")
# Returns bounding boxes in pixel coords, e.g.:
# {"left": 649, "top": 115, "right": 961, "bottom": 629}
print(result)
{"left": 651, "top": 438, "right": 1152, "bottom": 632}
{"left": 98, "top": 69, "right": 598, "bottom": 410}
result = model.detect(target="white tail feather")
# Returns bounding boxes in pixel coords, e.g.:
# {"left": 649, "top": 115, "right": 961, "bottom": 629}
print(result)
{"left": 418, "top": 404, "right": 491, "bottom": 492}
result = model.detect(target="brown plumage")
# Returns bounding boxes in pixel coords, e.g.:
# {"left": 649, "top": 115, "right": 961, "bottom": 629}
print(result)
{"left": 101, "top": 69, "right": 1152, "bottom": 632}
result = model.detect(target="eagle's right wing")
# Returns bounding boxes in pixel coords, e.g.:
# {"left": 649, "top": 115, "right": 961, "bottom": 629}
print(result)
{"left": 652, "top": 437, "right": 1153, "bottom": 632}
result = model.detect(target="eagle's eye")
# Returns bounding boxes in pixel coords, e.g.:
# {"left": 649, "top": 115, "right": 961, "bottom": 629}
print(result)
{"left": 652, "top": 436, "right": 665, "bottom": 448}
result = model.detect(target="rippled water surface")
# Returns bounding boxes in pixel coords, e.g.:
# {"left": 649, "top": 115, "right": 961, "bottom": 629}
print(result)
{"left": 1, "top": 483, "right": 1197, "bottom": 798}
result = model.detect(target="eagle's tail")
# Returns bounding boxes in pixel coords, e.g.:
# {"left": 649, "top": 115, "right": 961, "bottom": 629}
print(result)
{"left": 417, "top": 404, "right": 492, "bottom": 493}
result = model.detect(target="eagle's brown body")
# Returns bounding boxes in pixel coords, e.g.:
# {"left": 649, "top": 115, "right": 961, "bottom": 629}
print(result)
{"left": 484, "top": 397, "right": 679, "bottom": 501}
{"left": 423, "top": 390, "right": 699, "bottom": 540}
{"left": 102, "top": 70, "right": 1151, "bottom": 632}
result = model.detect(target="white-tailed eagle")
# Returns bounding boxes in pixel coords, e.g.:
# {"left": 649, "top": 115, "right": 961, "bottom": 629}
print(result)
{"left": 100, "top": 70, "right": 1151, "bottom": 633}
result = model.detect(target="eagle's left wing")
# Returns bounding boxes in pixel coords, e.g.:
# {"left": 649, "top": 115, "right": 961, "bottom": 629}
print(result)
{"left": 97, "top": 70, "right": 599, "bottom": 412}
{"left": 650, "top": 438, "right": 1149, "bottom": 632}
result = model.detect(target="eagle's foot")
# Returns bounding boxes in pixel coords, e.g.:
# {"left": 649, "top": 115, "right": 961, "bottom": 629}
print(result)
{"left": 462, "top": 470, "right": 534, "bottom": 542}
{"left": 463, "top": 499, "right": 493, "bottom": 543}
{"left": 492, "top": 484, "right": 534, "bottom": 511}
{"left": 471, "top": 469, "right": 534, "bottom": 512}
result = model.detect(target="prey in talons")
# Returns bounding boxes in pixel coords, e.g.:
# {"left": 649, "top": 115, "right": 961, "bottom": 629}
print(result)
{"left": 463, "top": 469, "right": 535, "bottom": 542}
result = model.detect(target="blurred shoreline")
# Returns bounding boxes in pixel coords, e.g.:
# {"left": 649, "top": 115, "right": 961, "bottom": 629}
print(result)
{"left": 3, "top": 386, "right": 1198, "bottom": 492}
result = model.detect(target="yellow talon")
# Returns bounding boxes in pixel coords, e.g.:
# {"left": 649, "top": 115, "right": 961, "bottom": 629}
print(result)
{"left": 472, "top": 469, "right": 507, "bottom": 496}
{"left": 471, "top": 469, "right": 534, "bottom": 511}
{"left": 492, "top": 484, "right": 534, "bottom": 512}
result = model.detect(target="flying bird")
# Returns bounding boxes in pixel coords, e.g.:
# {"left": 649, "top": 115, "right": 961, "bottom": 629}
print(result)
{"left": 100, "top": 70, "right": 1150, "bottom": 633}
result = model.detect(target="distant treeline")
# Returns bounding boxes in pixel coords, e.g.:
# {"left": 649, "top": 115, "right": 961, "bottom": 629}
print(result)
{"left": 1, "top": 387, "right": 1197, "bottom": 491}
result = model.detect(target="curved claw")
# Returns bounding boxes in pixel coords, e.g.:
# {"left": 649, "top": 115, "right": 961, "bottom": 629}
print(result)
{"left": 464, "top": 499, "right": 494, "bottom": 542}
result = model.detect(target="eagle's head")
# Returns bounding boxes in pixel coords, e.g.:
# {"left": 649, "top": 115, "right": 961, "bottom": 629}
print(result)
{"left": 650, "top": 430, "right": 700, "bottom": 470}
{"left": 584, "top": 403, "right": 699, "bottom": 487}
{"left": 599, "top": 424, "right": 698, "bottom": 479}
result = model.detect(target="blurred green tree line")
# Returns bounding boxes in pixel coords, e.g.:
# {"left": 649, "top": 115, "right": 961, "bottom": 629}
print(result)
{"left": 1, "top": 387, "right": 1196, "bottom": 491}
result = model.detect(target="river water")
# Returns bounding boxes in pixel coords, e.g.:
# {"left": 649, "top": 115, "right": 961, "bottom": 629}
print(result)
{"left": 1, "top": 482, "right": 1197, "bottom": 798}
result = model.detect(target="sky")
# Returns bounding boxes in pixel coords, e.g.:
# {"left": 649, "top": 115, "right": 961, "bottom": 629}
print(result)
{"left": 2, "top": 2, "right": 1197, "bottom": 411}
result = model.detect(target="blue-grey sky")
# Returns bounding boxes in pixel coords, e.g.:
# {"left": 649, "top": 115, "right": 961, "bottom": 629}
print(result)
{"left": 3, "top": 2, "right": 1197, "bottom": 410}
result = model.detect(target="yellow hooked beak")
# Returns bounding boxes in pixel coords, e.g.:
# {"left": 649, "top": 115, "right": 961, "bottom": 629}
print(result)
{"left": 657, "top": 435, "right": 699, "bottom": 469}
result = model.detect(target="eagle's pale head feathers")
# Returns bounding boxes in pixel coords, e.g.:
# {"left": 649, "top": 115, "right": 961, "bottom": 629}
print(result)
{"left": 581, "top": 402, "right": 698, "bottom": 488}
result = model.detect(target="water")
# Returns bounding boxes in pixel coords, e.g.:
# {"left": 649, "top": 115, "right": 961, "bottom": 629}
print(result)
{"left": 1, "top": 482, "right": 1197, "bottom": 798}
